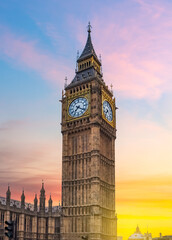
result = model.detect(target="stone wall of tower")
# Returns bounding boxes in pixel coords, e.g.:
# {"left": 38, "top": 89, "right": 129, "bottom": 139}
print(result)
{"left": 61, "top": 73, "right": 117, "bottom": 240}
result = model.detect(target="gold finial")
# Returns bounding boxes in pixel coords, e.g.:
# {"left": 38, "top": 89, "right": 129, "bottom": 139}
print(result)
{"left": 87, "top": 22, "right": 92, "bottom": 33}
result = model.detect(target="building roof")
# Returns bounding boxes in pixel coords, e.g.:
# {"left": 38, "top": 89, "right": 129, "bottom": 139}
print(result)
{"left": 0, "top": 196, "right": 61, "bottom": 213}
{"left": 77, "top": 22, "right": 100, "bottom": 64}
{"left": 128, "top": 226, "right": 144, "bottom": 240}
{"left": 65, "top": 23, "right": 102, "bottom": 90}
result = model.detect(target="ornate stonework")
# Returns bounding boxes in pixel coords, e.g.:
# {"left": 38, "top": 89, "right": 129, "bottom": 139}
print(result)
{"left": 0, "top": 184, "right": 61, "bottom": 240}
{"left": 61, "top": 23, "right": 117, "bottom": 240}
{"left": 0, "top": 23, "right": 117, "bottom": 240}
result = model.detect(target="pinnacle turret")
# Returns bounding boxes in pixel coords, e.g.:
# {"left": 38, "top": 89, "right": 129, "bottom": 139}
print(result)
{"left": 34, "top": 194, "right": 38, "bottom": 212}
{"left": 40, "top": 182, "right": 46, "bottom": 213}
{"left": 21, "top": 189, "right": 25, "bottom": 209}
{"left": 6, "top": 185, "right": 11, "bottom": 206}
{"left": 48, "top": 194, "right": 52, "bottom": 213}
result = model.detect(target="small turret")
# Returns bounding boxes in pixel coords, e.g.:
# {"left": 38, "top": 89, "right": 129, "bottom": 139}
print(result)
{"left": 6, "top": 185, "right": 11, "bottom": 207}
{"left": 21, "top": 189, "right": 25, "bottom": 209}
{"left": 34, "top": 194, "right": 38, "bottom": 212}
{"left": 48, "top": 194, "right": 52, "bottom": 213}
{"left": 39, "top": 182, "right": 46, "bottom": 213}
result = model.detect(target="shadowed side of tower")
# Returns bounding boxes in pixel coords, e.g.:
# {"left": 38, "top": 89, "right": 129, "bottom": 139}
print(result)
{"left": 60, "top": 23, "right": 117, "bottom": 240}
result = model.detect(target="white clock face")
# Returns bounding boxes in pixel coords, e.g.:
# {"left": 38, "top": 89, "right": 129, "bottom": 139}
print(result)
{"left": 103, "top": 100, "right": 113, "bottom": 122}
{"left": 69, "top": 97, "right": 88, "bottom": 118}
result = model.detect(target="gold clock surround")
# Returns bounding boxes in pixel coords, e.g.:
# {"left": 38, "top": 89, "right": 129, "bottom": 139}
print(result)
{"left": 102, "top": 88, "right": 115, "bottom": 128}
{"left": 66, "top": 90, "right": 91, "bottom": 122}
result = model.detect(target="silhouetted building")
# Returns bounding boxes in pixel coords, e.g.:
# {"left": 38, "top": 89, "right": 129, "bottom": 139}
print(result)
{"left": 0, "top": 184, "right": 61, "bottom": 240}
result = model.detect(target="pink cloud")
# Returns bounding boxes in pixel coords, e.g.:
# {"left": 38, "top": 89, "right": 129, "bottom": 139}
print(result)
{"left": 69, "top": 1, "right": 172, "bottom": 100}
{"left": 0, "top": 27, "right": 73, "bottom": 86}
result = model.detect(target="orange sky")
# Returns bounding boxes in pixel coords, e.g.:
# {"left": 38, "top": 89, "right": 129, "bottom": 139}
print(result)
{"left": 1, "top": 0, "right": 172, "bottom": 239}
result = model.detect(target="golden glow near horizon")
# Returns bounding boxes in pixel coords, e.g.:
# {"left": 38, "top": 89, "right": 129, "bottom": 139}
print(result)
{"left": 1, "top": 0, "right": 172, "bottom": 239}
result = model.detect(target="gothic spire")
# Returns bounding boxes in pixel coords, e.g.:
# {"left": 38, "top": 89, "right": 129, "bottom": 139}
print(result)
{"left": 6, "top": 184, "right": 11, "bottom": 206}
{"left": 48, "top": 194, "right": 52, "bottom": 213}
{"left": 40, "top": 182, "right": 46, "bottom": 213}
{"left": 77, "top": 22, "right": 100, "bottom": 65}
{"left": 34, "top": 194, "right": 38, "bottom": 212}
{"left": 21, "top": 189, "right": 25, "bottom": 209}
{"left": 40, "top": 181, "right": 45, "bottom": 196}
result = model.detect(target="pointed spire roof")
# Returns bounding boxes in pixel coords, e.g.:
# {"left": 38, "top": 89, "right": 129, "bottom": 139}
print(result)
{"left": 6, "top": 184, "right": 11, "bottom": 195}
{"left": 77, "top": 22, "right": 100, "bottom": 64}
{"left": 34, "top": 193, "right": 38, "bottom": 201}
{"left": 49, "top": 194, "right": 52, "bottom": 203}
{"left": 40, "top": 181, "right": 45, "bottom": 195}
{"left": 21, "top": 189, "right": 25, "bottom": 199}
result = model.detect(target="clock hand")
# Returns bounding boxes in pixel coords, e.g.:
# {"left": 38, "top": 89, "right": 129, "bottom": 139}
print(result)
{"left": 78, "top": 106, "right": 85, "bottom": 111}
{"left": 74, "top": 105, "right": 80, "bottom": 113}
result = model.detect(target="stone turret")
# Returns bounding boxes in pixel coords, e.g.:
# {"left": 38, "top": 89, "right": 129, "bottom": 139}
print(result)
{"left": 48, "top": 194, "right": 52, "bottom": 213}
{"left": 39, "top": 182, "right": 45, "bottom": 213}
{"left": 34, "top": 194, "right": 38, "bottom": 212}
{"left": 6, "top": 185, "right": 11, "bottom": 207}
{"left": 21, "top": 189, "right": 25, "bottom": 209}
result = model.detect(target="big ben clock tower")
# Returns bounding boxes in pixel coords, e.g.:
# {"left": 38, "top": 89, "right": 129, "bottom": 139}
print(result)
{"left": 61, "top": 23, "right": 117, "bottom": 240}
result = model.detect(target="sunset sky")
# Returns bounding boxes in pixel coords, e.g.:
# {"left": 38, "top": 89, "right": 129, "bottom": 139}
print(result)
{"left": 0, "top": 0, "right": 172, "bottom": 239}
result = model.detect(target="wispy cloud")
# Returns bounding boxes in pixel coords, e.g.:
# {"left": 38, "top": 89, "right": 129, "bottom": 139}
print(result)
{"left": 0, "top": 26, "right": 72, "bottom": 86}
{"left": 69, "top": 1, "right": 172, "bottom": 100}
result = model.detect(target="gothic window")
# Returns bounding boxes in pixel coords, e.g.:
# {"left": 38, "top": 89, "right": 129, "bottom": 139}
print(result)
{"left": 0, "top": 211, "right": 4, "bottom": 223}
{"left": 72, "top": 137, "right": 74, "bottom": 155}
{"left": 82, "top": 217, "right": 84, "bottom": 232}
{"left": 86, "top": 159, "right": 87, "bottom": 177}
{"left": 85, "top": 216, "right": 87, "bottom": 232}
{"left": 82, "top": 135, "right": 84, "bottom": 152}
{"left": 75, "top": 217, "right": 77, "bottom": 232}
{"left": 75, "top": 160, "right": 77, "bottom": 179}
{"left": 75, "top": 186, "right": 77, "bottom": 205}
{"left": 86, "top": 185, "right": 88, "bottom": 203}
{"left": 72, "top": 186, "right": 74, "bottom": 206}
{"left": 45, "top": 218, "right": 48, "bottom": 235}
{"left": 55, "top": 218, "right": 60, "bottom": 233}
{"left": 82, "top": 159, "right": 84, "bottom": 178}
{"left": 82, "top": 185, "right": 84, "bottom": 205}
{"left": 72, "top": 160, "right": 74, "bottom": 180}
{"left": 85, "top": 135, "right": 88, "bottom": 151}
{"left": 72, "top": 217, "right": 74, "bottom": 232}
{"left": 75, "top": 136, "right": 77, "bottom": 154}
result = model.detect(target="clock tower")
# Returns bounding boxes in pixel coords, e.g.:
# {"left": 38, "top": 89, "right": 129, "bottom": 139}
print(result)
{"left": 61, "top": 23, "right": 117, "bottom": 240}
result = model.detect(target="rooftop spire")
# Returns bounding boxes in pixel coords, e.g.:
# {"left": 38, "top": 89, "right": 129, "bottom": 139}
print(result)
{"left": 21, "top": 189, "right": 25, "bottom": 209}
{"left": 87, "top": 21, "right": 92, "bottom": 33}
{"left": 77, "top": 22, "right": 100, "bottom": 64}
{"left": 6, "top": 184, "right": 11, "bottom": 206}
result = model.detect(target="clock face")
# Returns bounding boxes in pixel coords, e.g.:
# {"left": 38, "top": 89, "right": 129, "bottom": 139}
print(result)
{"left": 103, "top": 100, "right": 113, "bottom": 122}
{"left": 69, "top": 97, "right": 88, "bottom": 118}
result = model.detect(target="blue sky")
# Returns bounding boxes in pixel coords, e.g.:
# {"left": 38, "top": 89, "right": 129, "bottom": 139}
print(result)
{"left": 1, "top": 0, "right": 172, "bottom": 238}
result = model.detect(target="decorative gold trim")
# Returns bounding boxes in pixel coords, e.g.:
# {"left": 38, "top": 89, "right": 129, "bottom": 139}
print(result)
{"left": 66, "top": 90, "right": 91, "bottom": 122}
{"left": 102, "top": 88, "right": 115, "bottom": 128}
